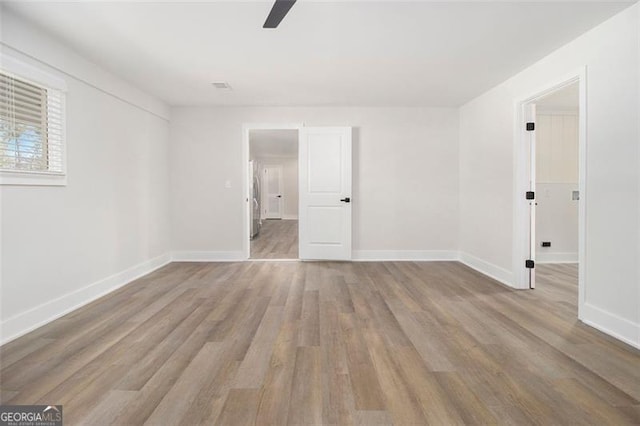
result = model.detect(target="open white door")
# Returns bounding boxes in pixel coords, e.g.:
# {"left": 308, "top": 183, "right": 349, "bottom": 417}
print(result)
{"left": 526, "top": 103, "right": 537, "bottom": 289}
{"left": 299, "top": 127, "right": 352, "bottom": 260}
{"left": 263, "top": 165, "right": 283, "bottom": 219}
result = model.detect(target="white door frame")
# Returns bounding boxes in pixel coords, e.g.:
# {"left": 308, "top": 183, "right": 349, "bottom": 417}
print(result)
{"left": 513, "top": 67, "right": 587, "bottom": 319}
{"left": 243, "top": 123, "right": 303, "bottom": 260}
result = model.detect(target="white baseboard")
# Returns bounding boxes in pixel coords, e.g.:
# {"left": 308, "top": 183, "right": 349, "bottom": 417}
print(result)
{"left": 581, "top": 303, "right": 640, "bottom": 349}
{"left": 282, "top": 214, "right": 298, "bottom": 220}
{"left": 537, "top": 252, "right": 578, "bottom": 263}
{"left": 0, "top": 253, "right": 171, "bottom": 346}
{"left": 352, "top": 250, "right": 458, "bottom": 262}
{"left": 458, "top": 251, "right": 515, "bottom": 288}
{"left": 171, "top": 251, "right": 245, "bottom": 262}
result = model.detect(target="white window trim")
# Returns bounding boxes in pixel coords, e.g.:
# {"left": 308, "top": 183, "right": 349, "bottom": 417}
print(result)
{"left": 0, "top": 52, "right": 68, "bottom": 186}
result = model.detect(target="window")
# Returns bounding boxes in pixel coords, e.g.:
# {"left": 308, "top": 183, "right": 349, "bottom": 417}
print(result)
{"left": 0, "top": 59, "right": 66, "bottom": 186}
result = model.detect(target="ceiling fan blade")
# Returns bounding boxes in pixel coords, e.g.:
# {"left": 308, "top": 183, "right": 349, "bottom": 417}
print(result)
{"left": 263, "top": 0, "right": 297, "bottom": 29}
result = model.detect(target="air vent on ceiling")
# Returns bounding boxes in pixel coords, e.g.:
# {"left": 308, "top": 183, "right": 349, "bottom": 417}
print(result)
{"left": 212, "top": 82, "right": 232, "bottom": 89}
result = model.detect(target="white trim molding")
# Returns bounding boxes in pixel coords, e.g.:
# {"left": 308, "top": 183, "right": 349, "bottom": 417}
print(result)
{"left": 352, "top": 250, "right": 458, "bottom": 262}
{"left": 458, "top": 252, "right": 515, "bottom": 288}
{"left": 0, "top": 170, "right": 67, "bottom": 187}
{"left": 171, "top": 251, "right": 245, "bottom": 262}
{"left": 0, "top": 52, "right": 67, "bottom": 91}
{"left": 536, "top": 109, "right": 579, "bottom": 116}
{"left": 581, "top": 303, "right": 640, "bottom": 350}
{"left": 0, "top": 253, "right": 171, "bottom": 346}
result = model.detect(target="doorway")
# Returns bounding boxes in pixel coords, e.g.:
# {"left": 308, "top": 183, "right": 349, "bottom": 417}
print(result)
{"left": 532, "top": 82, "right": 580, "bottom": 304}
{"left": 243, "top": 124, "right": 353, "bottom": 261}
{"left": 248, "top": 128, "right": 299, "bottom": 259}
{"left": 516, "top": 72, "right": 586, "bottom": 319}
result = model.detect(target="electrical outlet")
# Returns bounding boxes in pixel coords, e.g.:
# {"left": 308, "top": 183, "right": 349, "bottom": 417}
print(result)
{"left": 541, "top": 241, "right": 551, "bottom": 247}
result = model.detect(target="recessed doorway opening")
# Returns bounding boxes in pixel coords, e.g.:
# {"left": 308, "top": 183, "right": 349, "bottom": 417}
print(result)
{"left": 515, "top": 71, "right": 585, "bottom": 320}
{"left": 248, "top": 128, "right": 300, "bottom": 260}
{"left": 532, "top": 82, "right": 580, "bottom": 310}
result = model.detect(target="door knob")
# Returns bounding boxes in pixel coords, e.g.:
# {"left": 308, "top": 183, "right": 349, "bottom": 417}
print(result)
{"left": 340, "top": 197, "right": 351, "bottom": 203}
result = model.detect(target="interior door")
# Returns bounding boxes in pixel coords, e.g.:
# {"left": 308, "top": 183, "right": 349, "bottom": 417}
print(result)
{"left": 527, "top": 103, "right": 537, "bottom": 289}
{"left": 263, "top": 165, "right": 283, "bottom": 219}
{"left": 299, "top": 127, "right": 352, "bottom": 260}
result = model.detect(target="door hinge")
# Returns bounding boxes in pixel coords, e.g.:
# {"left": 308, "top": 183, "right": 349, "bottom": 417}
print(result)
{"left": 526, "top": 122, "right": 535, "bottom": 131}
{"left": 526, "top": 191, "right": 535, "bottom": 200}
{"left": 525, "top": 259, "right": 535, "bottom": 269}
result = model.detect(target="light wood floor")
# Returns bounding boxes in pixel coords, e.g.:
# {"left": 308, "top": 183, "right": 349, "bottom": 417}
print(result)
{"left": 1, "top": 261, "right": 639, "bottom": 425}
{"left": 251, "top": 219, "right": 298, "bottom": 259}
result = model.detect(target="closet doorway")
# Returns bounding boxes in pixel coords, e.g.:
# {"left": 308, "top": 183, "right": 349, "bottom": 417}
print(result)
{"left": 516, "top": 73, "right": 585, "bottom": 320}
{"left": 531, "top": 83, "right": 581, "bottom": 307}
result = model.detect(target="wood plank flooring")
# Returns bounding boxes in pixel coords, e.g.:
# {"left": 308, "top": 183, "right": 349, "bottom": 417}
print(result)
{"left": 251, "top": 219, "right": 298, "bottom": 259}
{"left": 1, "top": 261, "right": 639, "bottom": 425}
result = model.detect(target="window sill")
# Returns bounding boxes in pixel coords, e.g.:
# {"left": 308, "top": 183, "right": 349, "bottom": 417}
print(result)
{"left": 0, "top": 171, "right": 67, "bottom": 186}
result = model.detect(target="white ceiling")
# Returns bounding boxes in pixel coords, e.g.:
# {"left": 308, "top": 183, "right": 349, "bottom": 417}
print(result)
{"left": 250, "top": 129, "right": 298, "bottom": 158}
{"left": 3, "top": 1, "right": 634, "bottom": 107}
{"left": 537, "top": 82, "right": 579, "bottom": 111}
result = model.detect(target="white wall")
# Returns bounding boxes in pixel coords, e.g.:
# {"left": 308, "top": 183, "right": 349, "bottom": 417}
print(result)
{"left": 0, "top": 11, "right": 172, "bottom": 343}
{"left": 254, "top": 157, "right": 298, "bottom": 220}
{"left": 536, "top": 183, "right": 579, "bottom": 262}
{"left": 459, "top": 3, "right": 639, "bottom": 346}
{"left": 280, "top": 157, "right": 298, "bottom": 219}
{"left": 170, "top": 107, "right": 459, "bottom": 260}
{"left": 536, "top": 113, "right": 579, "bottom": 263}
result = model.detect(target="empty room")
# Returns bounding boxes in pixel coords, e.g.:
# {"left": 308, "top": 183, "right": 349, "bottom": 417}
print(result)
{"left": 0, "top": 1, "right": 639, "bottom": 425}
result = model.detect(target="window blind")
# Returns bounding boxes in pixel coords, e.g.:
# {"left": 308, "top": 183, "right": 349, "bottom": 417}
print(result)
{"left": 0, "top": 71, "right": 64, "bottom": 174}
